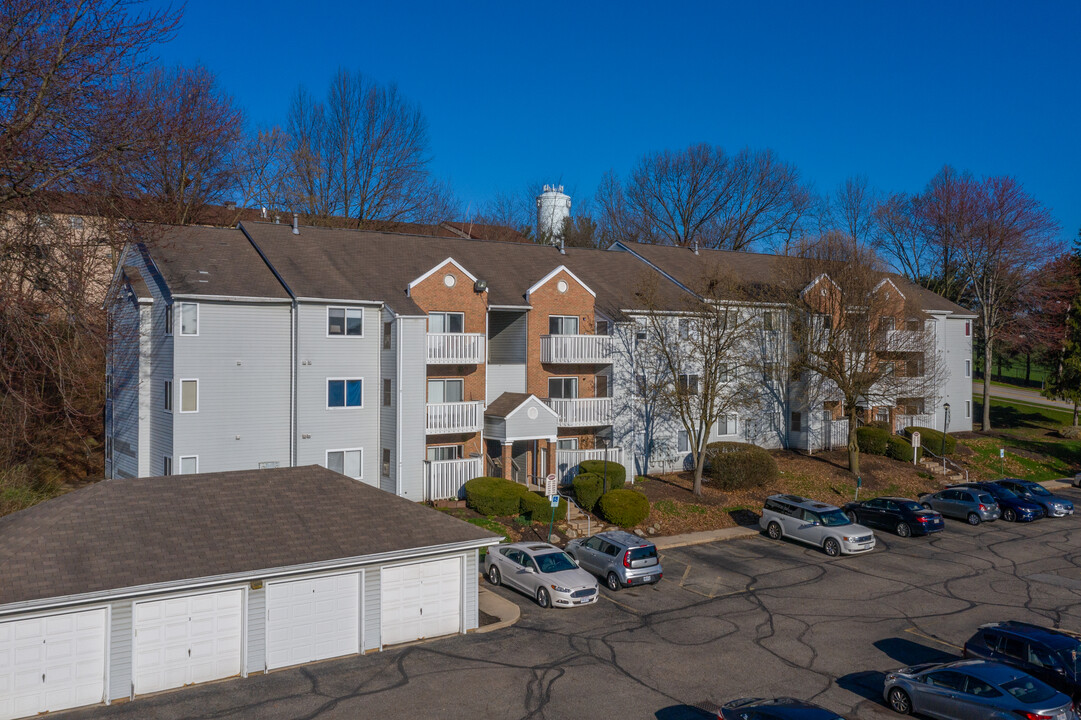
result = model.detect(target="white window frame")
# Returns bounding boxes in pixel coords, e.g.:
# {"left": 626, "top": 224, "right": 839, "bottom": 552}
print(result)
{"left": 164, "top": 380, "right": 173, "bottom": 412}
{"left": 678, "top": 373, "right": 699, "bottom": 395}
{"left": 964, "top": 321, "right": 971, "bottom": 337}
{"left": 427, "top": 378, "right": 464, "bottom": 404}
{"left": 178, "top": 302, "right": 199, "bottom": 336}
{"left": 178, "top": 455, "right": 198, "bottom": 475}
{"left": 383, "top": 321, "right": 393, "bottom": 349}
{"left": 548, "top": 376, "right": 579, "bottom": 399}
{"left": 381, "top": 448, "right": 391, "bottom": 478}
{"left": 326, "top": 448, "right": 363, "bottom": 479}
{"left": 163, "top": 455, "right": 172, "bottom": 476}
{"left": 763, "top": 311, "right": 777, "bottom": 332}
{"left": 676, "top": 430, "right": 689, "bottom": 453}
{"left": 327, "top": 306, "right": 364, "bottom": 338}
{"left": 548, "top": 315, "right": 579, "bottom": 336}
{"left": 965, "top": 359, "right": 972, "bottom": 378}
{"left": 426, "top": 444, "right": 464, "bottom": 462}
{"left": 327, "top": 378, "right": 364, "bottom": 409}
{"left": 179, "top": 378, "right": 199, "bottom": 413}
{"left": 557, "top": 438, "right": 579, "bottom": 451}
{"left": 717, "top": 414, "right": 738, "bottom": 436}
{"left": 382, "top": 378, "right": 392, "bottom": 407}
{"left": 965, "top": 400, "right": 971, "bottom": 419}
{"left": 678, "top": 318, "right": 691, "bottom": 340}
{"left": 429, "top": 311, "right": 465, "bottom": 334}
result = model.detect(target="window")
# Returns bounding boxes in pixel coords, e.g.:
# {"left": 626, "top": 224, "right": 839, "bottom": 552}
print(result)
{"left": 549, "top": 315, "right": 579, "bottom": 335}
{"left": 179, "top": 456, "right": 197, "bottom": 475}
{"left": 791, "top": 412, "right": 802, "bottom": 432}
{"left": 635, "top": 373, "right": 648, "bottom": 396}
{"left": 428, "top": 378, "right": 463, "bottom": 403}
{"left": 925, "top": 671, "right": 966, "bottom": 691}
{"left": 677, "top": 430, "right": 689, "bottom": 453}
{"left": 595, "top": 320, "right": 610, "bottom": 336}
{"left": 163, "top": 456, "right": 172, "bottom": 476}
{"left": 548, "top": 377, "right": 579, "bottom": 399}
{"left": 595, "top": 374, "right": 610, "bottom": 398}
{"left": 906, "top": 318, "right": 924, "bottom": 332}
{"left": 965, "top": 321, "right": 971, "bottom": 337}
{"left": 178, "top": 303, "right": 198, "bottom": 336}
{"left": 429, "top": 312, "right": 464, "bottom": 333}
{"left": 557, "top": 438, "right": 579, "bottom": 450}
{"left": 635, "top": 331, "right": 647, "bottom": 349}
{"left": 180, "top": 379, "right": 198, "bottom": 413}
{"left": 328, "top": 307, "right": 363, "bottom": 336}
{"left": 164, "top": 304, "right": 173, "bottom": 335}
{"left": 678, "top": 318, "right": 691, "bottom": 340}
{"left": 820, "top": 314, "right": 833, "bottom": 331}
{"left": 719, "top": 363, "right": 732, "bottom": 383}
{"left": 677, "top": 374, "right": 699, "bottom": 394}
{"left": 965, "top": 400, "right": 971, "bottom": 419}
{"left": 762, "top": 363, "right": 776, "bottom": 382}
{"left": 328, "top": 379, "right": 363, "bottom": 408}
{"left": 426, "top": 445, "right": 463, "bottom": 461}
{"left": 965, "top": 359, "right": 971, "bottom": 378}
{"left": 716, "top": 414, "right": 737, "bottom": 435}
{"left": 164, "top": 380, "right": 173, "bottom": 411}
{"left": 382, "top": 448, "right": 391, "bottom": 477}
{"left": 383, "top": 321, "right": 393, "bottom": 349}
{"left": 879, "top": 316, "right": 895, "bottom": 332}
{"left": 382, "top": 378, "right": 392, "bottom": 407}
{"left": 763, "top": 311, "right": 777, "bottom": 331}
{"left": 70, "top": 216, "right": 84, "bottom": 230}
{"left": 327, "top": 449, "right": 362, "bottom": 479}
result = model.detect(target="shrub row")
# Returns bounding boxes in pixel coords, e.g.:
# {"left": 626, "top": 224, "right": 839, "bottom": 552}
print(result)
{"left": 886, "top": 434, "right": 922, "bottom": 463}
{"left": 596, "top": 488, "right": 650, "bottom": 528}
{"left": 905, "top": 426, "right": 956, "bottom": 454}
{"left": 856, "top": 426, "right": 890, "bottom": 456}
{"left": 463, "top": 476, "right": 566, "bottom": 523}
{"left": 571, "top": 469, "right": 626, "bottom": 512}
{"left": 703, "top": 442, "right": 778, "bottom": 491}
{"left": 577, "top": 460, "right": 627, "bottom": 488}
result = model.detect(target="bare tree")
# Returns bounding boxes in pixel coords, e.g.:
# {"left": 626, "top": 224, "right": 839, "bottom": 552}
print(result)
{"left": 960, "top": 176, "right": 1061, "bottom": 430}
{"left": 784, "top": 235, "right": 943, "bottom": 477}
{"left": 822, "top": 175, "right": 877, "bottom": 250}
{"left": 235, "top": 126, "right": 291, "bottom": 219}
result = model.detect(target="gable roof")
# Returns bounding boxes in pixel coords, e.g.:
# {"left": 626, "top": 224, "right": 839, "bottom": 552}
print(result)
{"left": 484, "top": 392, "right": 557, "bottom": 420}
{"left": 0, "top": 466, "right": 498, "bottom": 609}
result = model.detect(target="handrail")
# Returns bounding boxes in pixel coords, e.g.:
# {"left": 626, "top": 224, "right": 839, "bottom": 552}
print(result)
{"left": 557, "top": 488, "right": 591, "bottom": 538}
{"left": 918, "top": 442, "right": 968, "bottom": 482}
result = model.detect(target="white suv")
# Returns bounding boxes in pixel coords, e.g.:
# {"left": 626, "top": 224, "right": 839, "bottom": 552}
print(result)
{"left": 760, "top": 494, "right": 876, "bottom": 556}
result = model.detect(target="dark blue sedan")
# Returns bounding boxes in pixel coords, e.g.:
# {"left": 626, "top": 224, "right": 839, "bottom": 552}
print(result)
{"left": 842, "top": 496, "right": 944, "bottom": 537}
{"left": 954, "top": 482, "right": 1043, "bottom": 522}
{"left": 996, "top": 478, "right": 1075, "bottom": 517}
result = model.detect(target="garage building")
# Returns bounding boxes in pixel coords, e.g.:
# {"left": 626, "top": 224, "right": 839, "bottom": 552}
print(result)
{"left": 0, "top": 466, "right": 498, "bottom": 720}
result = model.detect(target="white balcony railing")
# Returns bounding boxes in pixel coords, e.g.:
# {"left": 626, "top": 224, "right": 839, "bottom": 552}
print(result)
{"left": 426, "top": 456, "right": 482, "bottom": 501}
{"left": 426, "top": 401, "right": 483, "bottom": 434}
{"left": 539, "top": 334, "right": 613, "bottom": 364}
{"left": 427, "top": 333, "right": 485, "bottom": 364}
{"left": 895, "top": 413, "right": 935, "bottom": 434}
{"left": 544, "top": 397, "right": 613, "bottom": 427}
{"left": 556, "top": 447, "right": 624, "bottom": 484}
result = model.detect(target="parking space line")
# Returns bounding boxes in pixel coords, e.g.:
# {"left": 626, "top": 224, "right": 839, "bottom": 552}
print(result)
{"left": 680, "top": 564, "right": 692, "bottom": 585}
{"left": 905, "top": 627, "right": 963, "bottom": 651}
{"left": 601, "top": 594, "right": 640, "bottom": 614}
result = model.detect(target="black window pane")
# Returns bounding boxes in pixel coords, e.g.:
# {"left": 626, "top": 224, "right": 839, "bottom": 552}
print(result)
{"left": 448, "top": 313, "right": 464, "bottom": 333}
{"left": 328, "top": 308, "right": 345, "bottom": 335}
{"left": 346, "top": 309, "right": 363, "bottom": 335}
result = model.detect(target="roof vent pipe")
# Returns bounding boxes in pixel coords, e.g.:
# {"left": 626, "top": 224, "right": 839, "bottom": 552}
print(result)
{"left": 559, "top": 235, "right": 566, "bottom": 255}
{"left": 692, "top": 238, "right": 699, "bottom": 255}
{"left": 291, "top": 213, "right": 299, "bottom": 235}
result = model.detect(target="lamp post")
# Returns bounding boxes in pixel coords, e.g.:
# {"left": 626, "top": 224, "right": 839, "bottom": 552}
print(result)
{"left": 942, "top": 402, "right": 951, "bottom": 473}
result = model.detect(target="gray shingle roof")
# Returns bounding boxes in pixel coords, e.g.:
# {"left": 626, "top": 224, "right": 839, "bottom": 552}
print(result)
{"left": 0, "top": 466, "right": 499, "bottom": 607}
{"left": 484, "top": 392, "right": 534, "bottom": 418}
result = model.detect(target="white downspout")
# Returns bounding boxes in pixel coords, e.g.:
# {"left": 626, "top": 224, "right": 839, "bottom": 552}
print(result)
{"left": 396, "top": 316, "right": 404, "bottom": 498}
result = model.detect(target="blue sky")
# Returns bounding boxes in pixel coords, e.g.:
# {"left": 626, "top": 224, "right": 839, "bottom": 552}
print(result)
{"left": 151, "top": 1, "right": 1080, "bottom": 239}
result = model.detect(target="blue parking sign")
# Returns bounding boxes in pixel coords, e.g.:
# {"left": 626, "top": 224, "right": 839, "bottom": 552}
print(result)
{"left": 550, "top": 495, "right": 560, "bottom": 507}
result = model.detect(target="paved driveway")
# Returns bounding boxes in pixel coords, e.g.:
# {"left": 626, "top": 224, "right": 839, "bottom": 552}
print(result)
{"left": 69, "top": 487, "right": 1081, "bottom": 720}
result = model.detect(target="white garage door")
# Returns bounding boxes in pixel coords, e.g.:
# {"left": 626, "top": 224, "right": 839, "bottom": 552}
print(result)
{"left": 265, "top": 573, "right": 359, "bottom": 670}
{"left": 0, "top": 608, "right": 106, "bottom": 720}
{"left": 133, "top": 589, "right": 242, "bottom": 695}
{"left": 380, "top": 558, "right": 461, "bottom": 647}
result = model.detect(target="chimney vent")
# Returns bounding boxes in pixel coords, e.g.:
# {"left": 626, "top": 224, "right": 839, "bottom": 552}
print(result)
{"left": 292, "top": 213, "right": 299, "bottom": 235}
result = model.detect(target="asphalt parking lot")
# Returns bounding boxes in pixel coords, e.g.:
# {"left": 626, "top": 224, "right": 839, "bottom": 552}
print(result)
{"left": 69, "top": 485, "right": 1081, "bottom": 720}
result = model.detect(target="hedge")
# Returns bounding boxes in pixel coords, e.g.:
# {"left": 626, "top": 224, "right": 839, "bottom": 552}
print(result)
{"left": 856, "top": 426, "right": 890, "bottom": 456}
{"left": 906, "top": 426, "right": 956, "bottom": 454}
{"left": 519, "top": 490, "right": 567, "bottom": 524}
{"left": 464, "top": 476, "right": 522, "bottom": 516}
{"left": 868, "top": 420, "right": 892, "bottom": 431}
{"left": 571, "top": 472, "right": 604, "bottom": 513}
{"left": 704, "top": 441, "right": 778, "bottom": 491}
{"left": 886, "top": 435, "right": 922, "bottom": 463}
{"left": 597, "top": 489, "right": 650, "bottom": 528}
{"left": 578, "top": 460, "right": 626, "bottom": 489}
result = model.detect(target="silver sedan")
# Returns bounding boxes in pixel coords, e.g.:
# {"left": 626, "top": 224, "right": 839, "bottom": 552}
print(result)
{"left": 484, "top": 542, "right": 599, "bottom": 609}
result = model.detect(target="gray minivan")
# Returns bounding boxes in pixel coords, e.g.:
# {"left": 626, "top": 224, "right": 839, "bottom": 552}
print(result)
{"left": 920, "top": 488, "right": 1000, "bottom": 525}
{"left": 565, "top": 530, "right": 662, "bottom": 591}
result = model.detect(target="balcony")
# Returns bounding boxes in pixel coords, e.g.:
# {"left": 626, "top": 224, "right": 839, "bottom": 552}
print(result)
{"left": 540, "top": 334, "right": 613, "bottom": 364}
{"left": 426, "top": 401, "right": 484, "bottom": 434}
{"left": 544, "top": 397, "right": 613, "bottom": 427}
{"left": 556, "top": 447, "right": 624, "bottom": 484}
{"left": 427, "top": 333, "right": 485, "bottom": 364}
{"left": 425, "top": 456, "right": 483, "bottom": 501}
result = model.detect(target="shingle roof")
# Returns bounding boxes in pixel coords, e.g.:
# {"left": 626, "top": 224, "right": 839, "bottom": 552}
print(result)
{"left": 120, "top": 265, "right": 151, "bottom": 300}
{"left": 0, "top": 466, "right": 499, "bottom": 607}
{"left": 484, "top": 392, "right": 534, "bottom": 418}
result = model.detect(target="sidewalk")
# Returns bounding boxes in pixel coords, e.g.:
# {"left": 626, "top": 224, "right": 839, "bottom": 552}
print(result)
{"left": 475, "top": 585, "right": 520, "bottom": 634}
{"left": 654, "top": 525, "right": 759, "bottom": 550}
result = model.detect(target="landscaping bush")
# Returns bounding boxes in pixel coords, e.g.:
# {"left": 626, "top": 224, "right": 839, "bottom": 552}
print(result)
{"left": 1058, "top": 425, "right": 1081, "bottom": 439}
{"left": 906, "top": 426, "right": 956, "bottom": 454}
{"left": 869, "top": 420, "right": 892, "bottom": 431}
{"left": 704, "top": 441, "right": 778, "bottom": 491}
{"left": 463, "top": 476, "right": 521, "bottom": 516}
{"left": 571, "top": 472, "right": 604, "bottom": 512}
{"left": 519, "top": 490, "right": 566, "bottom": 524}
{"left": 886, "top": 435, "right": 922, "bottom": 463}
{"left": 578, "top": 460, "right": 626, "bottom": 490}
{"left": 597, "top": 489, "right": 650, "bottom": 528}
{"left": 856, "top": 426, "right": 890, "bottom": 456}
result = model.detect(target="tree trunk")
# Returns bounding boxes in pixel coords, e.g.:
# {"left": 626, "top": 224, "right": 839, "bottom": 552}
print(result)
{"left": 982, "top": 339, "right": 993, "bottom": 431}
{"left": 692, "top": 449, "right": 706, "bottom": 497}
{"left": 1074, "top": 402, "right": 1078, "bottom": 427}
{"left": 1025, "top": 352, "right": 1031, "bottom": 383}
{"left": 847, "top": 408, "right": 860, "bottom": 478}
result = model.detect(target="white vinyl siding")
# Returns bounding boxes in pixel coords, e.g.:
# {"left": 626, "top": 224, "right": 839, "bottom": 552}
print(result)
{"left": 246, "top": 586, "right": 266, "bottom": 675}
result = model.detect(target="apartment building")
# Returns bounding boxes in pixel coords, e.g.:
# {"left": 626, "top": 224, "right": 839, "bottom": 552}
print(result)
{"left": 106, "top": 222, "right": 974, "bottom": 500}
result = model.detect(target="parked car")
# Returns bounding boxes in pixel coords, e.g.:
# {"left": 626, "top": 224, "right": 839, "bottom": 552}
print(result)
{"left": 564, "top": 530, "right": 662, "bottom": 591}
{"left": 995, "top": 478, "right": 1075, "bottom": 518}
{"left": 952, "top": 481, "right": 1044, "bottom": 522}
{"left": 883, "top": 658, "right": 1077, "bottom": 720}
{"left": 919, "top": 488, "right": 1000, "bottom": 525}
{"left": 842, "top": 496, "right": 944, "bottom": 537}
{"left": 963, "top": 621, "right": 1081, "bottom": 702}
{"left": 484, "top": 542, "right": 598, "bottom": 609}
{"left": 718, "top": 697, "right": 846, "bottom": 720}
{"left": 760, "top": 494, "right": 876, "bottom": 556}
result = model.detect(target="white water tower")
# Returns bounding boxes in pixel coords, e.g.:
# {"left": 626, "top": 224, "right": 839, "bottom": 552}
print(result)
{"left": 536, "top": 184, "right": 571, "bottom": 244}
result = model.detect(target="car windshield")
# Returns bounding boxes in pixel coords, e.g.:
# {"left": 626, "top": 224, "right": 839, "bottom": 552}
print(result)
{"left": 819, "top": 509, "right": 851, "bottom": 527}
{"left": 535, "top": 552, "right": 578, "bottom": 574}
{"left": 990, "top": 486, "right": 1018, "bottom": 498}
{"left": 899, "top": 501, "right": 923, "bottom": 512}
{"left": 1027, "top": 484, "right": 1052, "bottom": 497}
{"left": 1001, "top": 676, "right": 1058, "bottom": 704}
{"left": 629, "top": 546, "right": 657, "bottom": 560}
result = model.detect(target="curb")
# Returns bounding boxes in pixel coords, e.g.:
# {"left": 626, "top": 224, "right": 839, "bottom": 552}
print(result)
{"left": 475, "top": 585, "right": 520, "bottom": 634}
{"left": 653, "top": 526, "right": 759, "bottom": 550}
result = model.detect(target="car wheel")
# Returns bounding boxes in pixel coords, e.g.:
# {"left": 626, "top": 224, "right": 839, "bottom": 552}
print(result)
{"left": 487, "top": 565, "right": 501, "bottom": 586}
{"left": 823, "top": 537, "right": 841, "bottom": 557}
{"left": 888, "top": 688, "right": 912, "bottom": 715}
{"left": 967, "top": 512, "right": 981, "bottom": 526}
{"left": 896, "top": 522, "right": 912, "bottom": 538}
{"left": 606, "top": 572, "right": 622, "bottom": 592}
{"left": 767, "top": 521, "right": 783, "bottom": 540}
{"left": 536, "top": 587, "right": 551, "bottom": 609}
{"left": 1003, "top": 508, "right": 1017, "bottom": 522}
{"left": 846, "top": 511, "right": 858, "bottom": 523}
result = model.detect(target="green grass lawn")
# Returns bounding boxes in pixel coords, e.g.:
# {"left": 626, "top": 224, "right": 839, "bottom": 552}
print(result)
{"left": 964, "top": 399, "right": 1081, "bottom": 482}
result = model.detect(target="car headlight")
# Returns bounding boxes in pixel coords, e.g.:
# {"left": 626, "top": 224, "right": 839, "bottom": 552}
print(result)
{"left": 550, "top": 584, "right": 571, "bottom": 593}
{"left": 842, "top": 536, "right": 860, "bottom": 542}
